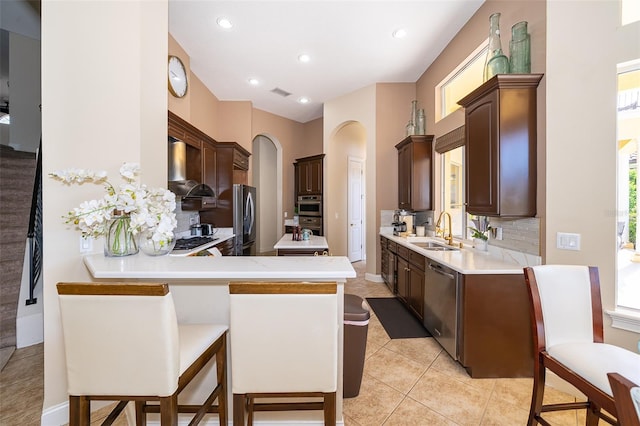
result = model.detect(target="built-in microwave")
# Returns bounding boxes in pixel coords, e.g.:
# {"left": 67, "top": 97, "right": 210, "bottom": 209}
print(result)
{"left": 297, "top": 195, "right": 322, "bottom": 217}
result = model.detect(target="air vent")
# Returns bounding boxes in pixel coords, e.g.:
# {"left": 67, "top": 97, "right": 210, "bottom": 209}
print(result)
{"left": 271, "top": 87, "right": 291, "bottom": 97}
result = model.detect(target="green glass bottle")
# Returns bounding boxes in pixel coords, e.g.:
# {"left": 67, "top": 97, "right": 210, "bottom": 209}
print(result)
{"left": 483, "top": 13, "right": 509, "bottom": 81}
{"left": 509, "top": 21, "right": 531, "bottom": 74}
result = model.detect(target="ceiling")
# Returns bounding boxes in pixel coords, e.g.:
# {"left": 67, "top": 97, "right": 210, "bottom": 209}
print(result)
{"left": 169, "top": 0, "right": 485, "bottom": 123}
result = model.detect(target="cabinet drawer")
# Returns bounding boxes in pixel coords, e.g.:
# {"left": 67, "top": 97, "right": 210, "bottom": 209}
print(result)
{"left": 388, "top": 241, "right": 397, "bottom": 253}
{"left": 233, "top": 150, "right": 249, "bottom": 170}
{"left": 408, "top": 250, "right": 425, "bottom": 270}
{"left": 397, "top": 245, "right": 409, "bottom": 260}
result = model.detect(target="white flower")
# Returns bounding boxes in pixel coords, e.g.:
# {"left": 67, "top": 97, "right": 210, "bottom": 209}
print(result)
{"left": 50, "top": 162, "right": 177, "bottom": 241}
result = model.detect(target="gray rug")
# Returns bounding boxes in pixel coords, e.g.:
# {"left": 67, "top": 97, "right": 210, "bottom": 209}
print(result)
{"left": 366, "top": 297, "right": 431, "bottom": 339}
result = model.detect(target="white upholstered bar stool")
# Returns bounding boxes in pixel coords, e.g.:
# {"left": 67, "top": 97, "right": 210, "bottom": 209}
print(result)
{"left": 523, "top": 266, "right": 640, "bottom": 426}
{"left": 229, "top": 281, "right": 339, "bottom": 426}
{"left": 56, "top": 282, "right": 228, "bottom": 426}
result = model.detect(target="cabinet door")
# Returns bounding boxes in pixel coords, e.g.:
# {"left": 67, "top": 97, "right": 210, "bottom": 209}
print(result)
{"left": 396, "top": 256, "right": 409, "bottom": 303}
{"left": 309, "top": 158, "right": 323, "bottom": 194}
{"left": 465, "top": 92, "right": 498, "bottom": 215}
{"left": 408, "top": 266, "right": 424, "bottom": 320}
{"left": 202, "top": 142, "right": 217, "bottom": 193}
{"left": 297, "top": 161, "right": 310, "bottom": 194}
{"left": 398, "top": 145, "right": 411, "bottom": 210}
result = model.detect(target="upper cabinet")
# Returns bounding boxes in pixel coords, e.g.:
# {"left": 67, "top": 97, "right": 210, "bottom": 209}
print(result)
{"left": 295, "top": 154, "right": 324, "bottom": 196}
{"left": 395, "top": 135, "right": 434, "bottom": 211}
{"left": 458, "top": 74, "right": 543, "bottom": 217}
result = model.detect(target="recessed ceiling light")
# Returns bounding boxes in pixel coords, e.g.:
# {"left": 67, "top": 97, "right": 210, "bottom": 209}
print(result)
{"left": 298, "top": 97, "right": 310, "bottom": 104}
{"left": 248, "top": 78, "right": 260, "bottom": 86}
{"left": 217, "top": 17, "right": 233, "bottom": 29}
{"left": 298, "top": 54, "right": 311, "bottom": 63}
{"left": 392, "top": 29, "right": 407, "bottom": 39}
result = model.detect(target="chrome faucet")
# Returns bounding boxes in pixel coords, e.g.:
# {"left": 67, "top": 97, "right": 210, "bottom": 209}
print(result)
{"left": 435, "top": 211, "right": 454, "bottom": 245}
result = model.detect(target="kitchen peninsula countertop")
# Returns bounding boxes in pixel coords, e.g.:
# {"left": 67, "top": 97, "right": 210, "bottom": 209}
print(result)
{"left": 84, "top": 253, "right": 355, "bottom": 279}
{"left": 381, "top": 232, "right": 536, "bottom": 275}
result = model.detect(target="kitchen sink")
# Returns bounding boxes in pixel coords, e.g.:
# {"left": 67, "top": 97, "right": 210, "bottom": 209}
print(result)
{"left": 411, "top": 241, "right": 459, "bottom": 251}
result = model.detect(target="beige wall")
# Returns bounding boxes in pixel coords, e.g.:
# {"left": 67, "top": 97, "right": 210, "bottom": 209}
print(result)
{"left": 546, "top": 0, "right": 639, "bottom": 352}
{"left": 41, "top": 0, "right": 168, "bottom": 420}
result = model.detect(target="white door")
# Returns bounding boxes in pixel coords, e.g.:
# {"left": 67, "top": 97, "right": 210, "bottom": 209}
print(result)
{"left": 348, "top": 157, "right": 364, "bottom": 262}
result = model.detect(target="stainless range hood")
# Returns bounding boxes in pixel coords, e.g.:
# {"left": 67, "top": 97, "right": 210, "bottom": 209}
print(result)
{"left": 168, "top": 137, "right": 216, "bottom": 210}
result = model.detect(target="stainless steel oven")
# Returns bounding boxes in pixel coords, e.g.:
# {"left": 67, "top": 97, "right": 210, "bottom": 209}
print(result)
{"left": 297, "top": 195, "right": 322, "bottom": 217}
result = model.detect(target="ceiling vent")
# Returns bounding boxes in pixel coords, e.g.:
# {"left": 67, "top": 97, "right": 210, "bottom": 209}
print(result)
{"left": 271, "top": 87, "right": 291, "bottom": 97}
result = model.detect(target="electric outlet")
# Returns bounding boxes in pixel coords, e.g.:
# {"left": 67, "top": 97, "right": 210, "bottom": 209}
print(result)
{"left": 284, "top": 211, "right": 288, "bottom": 218}
{"left": 495, "top": 227, "right": 503, "bottom": 240}
{"left": 79, "top": 236, "right": 93, "bottom": 253}
{"left": 189, "top": 215, "right": 198, "bottom": 225}
{"left": 425, "top": 217, "right": 433, "bottom": 225}
{"left": 557, "top": 232, "right": 581, "bottom": 251}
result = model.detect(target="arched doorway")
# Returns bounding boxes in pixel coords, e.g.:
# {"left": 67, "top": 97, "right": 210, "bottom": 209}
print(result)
{"left": 252, "top": 134, "right": 282, "bottom": 254}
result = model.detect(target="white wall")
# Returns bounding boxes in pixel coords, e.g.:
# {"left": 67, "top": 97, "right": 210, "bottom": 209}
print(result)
{"left": 323, "top": 85, "right": 376, "bottom": 259}
{"left": 545, "top": 0, "right": 640, "bottom": 352}
{"left": 41, "top": 1, "right": 167, "bottom": 423}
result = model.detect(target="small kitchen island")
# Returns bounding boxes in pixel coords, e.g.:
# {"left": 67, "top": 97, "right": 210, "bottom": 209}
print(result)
{"left": 83, "top": 254, "right": 355, "bottom": 425}
{"left": 274, "top": 233, "right": 329, "bottom": 256}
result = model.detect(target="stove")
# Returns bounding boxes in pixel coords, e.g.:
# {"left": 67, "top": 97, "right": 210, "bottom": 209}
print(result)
{"left": 170, "top": 236, "right": 220, "bottom": 256}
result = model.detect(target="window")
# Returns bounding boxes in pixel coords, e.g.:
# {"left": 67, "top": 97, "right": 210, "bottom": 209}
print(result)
{"left": 436, "top": 42, "right": 487, "bottom": 121}
{"left": 436, "top": 126, "right": 466, "bottom": 238}
{"left": 616, "top": 61, "right": 640, "bottom": 312}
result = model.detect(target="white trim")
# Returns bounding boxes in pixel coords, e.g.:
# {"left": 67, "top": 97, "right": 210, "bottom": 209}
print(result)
{"left": 41, "top": 401, "right": 68, "bottom": 426}
{"left": 365, "top": 273, "right": 383, "bottom": 283}
{"left": 606, "top": 308, "right": 640, "bottom": 333}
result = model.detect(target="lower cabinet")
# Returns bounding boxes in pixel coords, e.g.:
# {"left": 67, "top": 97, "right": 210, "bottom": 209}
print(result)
{"left": 214, "top": 238, "right": 235, "bottom": 256}
{"left": 396, "top": 245, "right": 424, "bottom": 320}
{"left": 458, "top": 273, "right": 534, "bottom": 378}
{"left": 277, "top": 248, "right": 329, "bottom": 256}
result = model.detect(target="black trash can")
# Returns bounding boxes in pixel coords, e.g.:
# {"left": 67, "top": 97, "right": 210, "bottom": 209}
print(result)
{"left": 343, "top": 294, "right": 370, "bottom": 398}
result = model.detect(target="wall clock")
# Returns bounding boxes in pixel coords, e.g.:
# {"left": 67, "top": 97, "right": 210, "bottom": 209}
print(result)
{"left": 168, "top": 55, "right": 188, "bottom": 98}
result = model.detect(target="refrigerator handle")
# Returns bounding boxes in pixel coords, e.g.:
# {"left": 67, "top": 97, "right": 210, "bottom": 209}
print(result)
{"left": 246, "top": 191, "right": 255, "bottom": 235}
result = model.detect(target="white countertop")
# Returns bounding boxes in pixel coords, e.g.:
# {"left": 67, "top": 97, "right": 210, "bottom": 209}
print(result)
{"left": 381, "top": 233, "right": 532, "bottom": 275}
{"left": 84, "top": 253, "right": 355, "bottom": 280}
{"left": 274, "top": 233, "right": 329, "bottom": 250}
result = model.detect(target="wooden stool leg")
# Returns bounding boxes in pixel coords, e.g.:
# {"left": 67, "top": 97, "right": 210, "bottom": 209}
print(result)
{"left": 217, "top": 336, "right": 228, "bottom": 426}
{"left": 69, "top": 396, "right": 91, "bottom": 426}
{"left": 135, "top": 401, "right": 146, "bottom": 425}
{"left": 233, "top": 394, "right": 245, "bottom": 426}
{"left": 159, "top": 394, "right": 178, "bottom": 425}
{"left": 324, "top": 392, "right": 336, "bottom": 426}
{"left": 528, "top": 361, "right": 546, "bottom": 426}
{"left": 247, "top": 396, "right": 255, "bottom": 426}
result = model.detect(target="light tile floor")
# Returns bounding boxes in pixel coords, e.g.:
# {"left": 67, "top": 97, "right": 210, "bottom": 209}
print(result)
{"left": 0, "top": 260, "right": 599, "bottom": 425}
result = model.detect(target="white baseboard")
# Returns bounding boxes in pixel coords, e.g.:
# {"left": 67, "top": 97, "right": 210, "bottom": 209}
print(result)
{"left": 41, "top": 401, "right": 69, "bottom": 426}
{"left": 16, "top": 311, "right": 44, "bottom": 348}
{"left": 364, "top": 272, "right": 383, "bottom": 283}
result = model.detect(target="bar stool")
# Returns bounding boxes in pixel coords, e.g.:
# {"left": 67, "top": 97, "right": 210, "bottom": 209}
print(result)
{"left": 523, "top": 266, "right": 640, "bottom": 425}
{"left": 56, "top": 282, "right": 228, "bottom": 425}
{"left": 229, "top": 281, "right": 339, "bottom": 426}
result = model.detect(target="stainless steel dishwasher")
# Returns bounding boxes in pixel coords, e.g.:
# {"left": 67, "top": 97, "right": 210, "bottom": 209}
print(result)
{"left": 423, "top": 259, "right": 459, "bottom": 359}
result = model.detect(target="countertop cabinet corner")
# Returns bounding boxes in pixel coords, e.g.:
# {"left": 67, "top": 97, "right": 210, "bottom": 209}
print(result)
{"left": 395, "top": 135, "right": 434, "bottom": 211}
{"left": 458, "top": 74, "right": 543, "bottom": 217}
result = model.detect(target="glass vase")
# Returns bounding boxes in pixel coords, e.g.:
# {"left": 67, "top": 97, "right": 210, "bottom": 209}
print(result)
{"left": 509, "top": 21, "right": 531, "bottom": 74}
{"left": 416, "top": 109, "right": 426, "bottom": 135}
{"left": 139, "top": 230, "right": 176, "bottom": 256}
{"left": 104, "top": 214, "right": 138, "bottom": 257}
{"left": 483, "top": 13, "right": 509, "bottom": 81}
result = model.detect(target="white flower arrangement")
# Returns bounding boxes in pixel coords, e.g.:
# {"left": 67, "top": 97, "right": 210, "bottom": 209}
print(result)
{"left": 49, "top": 163, "right": 177, "bottom": 246}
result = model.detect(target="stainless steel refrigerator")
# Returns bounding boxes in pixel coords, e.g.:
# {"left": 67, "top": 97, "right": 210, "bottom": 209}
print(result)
{"left": 233, "top": 184, "right": 256, "bottom": 256}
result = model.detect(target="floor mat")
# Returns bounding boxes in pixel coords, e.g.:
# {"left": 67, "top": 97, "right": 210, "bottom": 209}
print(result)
{"left": 365, "top": 297, "right": 431, "bottom": 339}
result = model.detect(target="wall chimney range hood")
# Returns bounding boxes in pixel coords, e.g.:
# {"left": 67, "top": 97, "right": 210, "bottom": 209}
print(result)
{"left": 168, "top": 137, "right": 216, "bottom": 210}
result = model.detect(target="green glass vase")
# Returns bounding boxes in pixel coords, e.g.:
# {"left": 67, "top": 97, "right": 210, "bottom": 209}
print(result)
{"left": 509, "top": 21, "right": 531, "bottom": 74}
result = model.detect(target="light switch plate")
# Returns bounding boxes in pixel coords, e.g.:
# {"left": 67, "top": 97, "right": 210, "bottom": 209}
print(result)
{"left": 557, "top": 232, "right": 581, "bottom": 250}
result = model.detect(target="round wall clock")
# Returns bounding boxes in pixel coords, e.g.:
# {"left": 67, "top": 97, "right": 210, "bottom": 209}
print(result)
{"left": 168, "top": 55, "right": 188, "bottom": 98}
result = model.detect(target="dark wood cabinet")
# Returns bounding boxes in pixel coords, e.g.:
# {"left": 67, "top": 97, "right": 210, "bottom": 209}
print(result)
{"left": 213, "top": 237, "right": 235, "bottom": 256}
{"left": 295, "top": 154, "right": 324, "bottom": 196}
{"left": 203, "top": 142, "right": 251, "bottom": 227}
{"left": 458, "top": 273, "right": 534, "bottom": 378}
{"left": 395, "top": 135, "right": 434, "bottom": 211}
{"left": 458, "top": 74, "right": 543, "bottom": 217}
{"left": 396, "top": 245, "right": 424, "bottom": 320}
